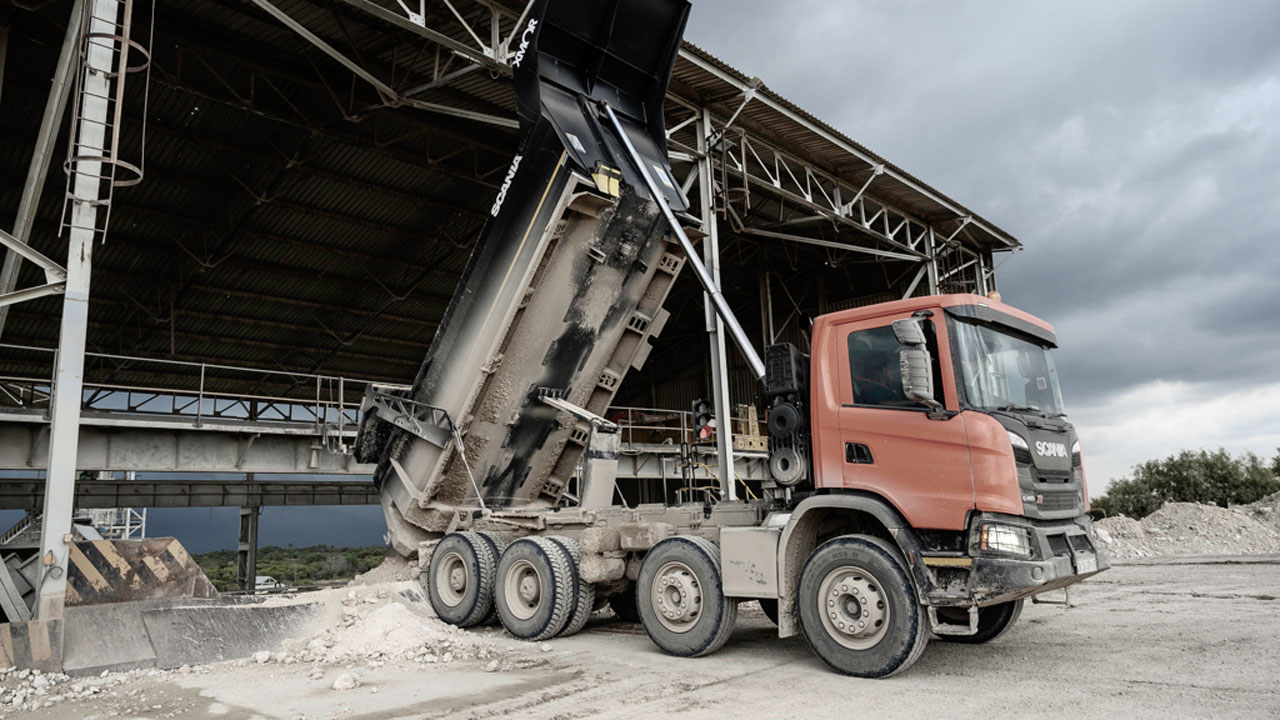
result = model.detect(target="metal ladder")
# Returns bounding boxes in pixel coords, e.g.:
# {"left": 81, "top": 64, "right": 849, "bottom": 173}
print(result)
{"left": 58, "top": 0, "right": 153, "bottom": 242}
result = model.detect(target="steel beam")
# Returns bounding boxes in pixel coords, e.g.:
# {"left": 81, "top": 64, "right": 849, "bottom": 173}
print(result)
{"left": 0, "top": 0, "right": 85, "bottom": 339}
{"left": 0, "top": 478, "right": 382, "bottom": 510}
{"left": 698, "top": 110, "right": 737, "bottom": 501}
{"left": 250, "top": 0, "right": 516, "bottom": 128}
{"left": 676, "top": 48, "right": 1017, "bottom": 250}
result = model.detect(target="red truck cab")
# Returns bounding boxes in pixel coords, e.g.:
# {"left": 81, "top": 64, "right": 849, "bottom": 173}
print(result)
{"left": 769, "top": 293, "right": 1105, "bottom": 621}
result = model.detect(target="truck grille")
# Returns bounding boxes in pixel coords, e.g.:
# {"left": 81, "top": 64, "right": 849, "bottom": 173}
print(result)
{"left": 1037, "top": 489, "right": 1080, "bottom": 513}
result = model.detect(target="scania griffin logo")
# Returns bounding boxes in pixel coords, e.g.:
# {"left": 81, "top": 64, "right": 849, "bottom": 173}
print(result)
{"left": 511, "top": 19, "right": 538, "bottom": 68}
{"left": 1035, "top": 441, "right": 1068, "bottom": 458}
{"left": 490, "top": 154, "right": 522, "bottom": 217}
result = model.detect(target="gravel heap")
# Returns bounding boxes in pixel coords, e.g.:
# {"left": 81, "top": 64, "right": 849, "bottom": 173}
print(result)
{"left": 256, "top": 583, "right": 542, "bottom": 677}
{"left": 0, "top": 664, "right": 195, "bottom": 716}
{"left": 349, "top": 553, "right": 415, "bottom": 586}
{"left": 1095, "top": 498, "right": 1280, "bottom": 560}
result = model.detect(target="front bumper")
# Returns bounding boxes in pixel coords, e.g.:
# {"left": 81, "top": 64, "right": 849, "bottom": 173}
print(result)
{"left": 966, "top": 512, "right": 1110, "bottom": 605}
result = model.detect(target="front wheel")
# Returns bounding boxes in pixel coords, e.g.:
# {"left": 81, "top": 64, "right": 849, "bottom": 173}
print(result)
{"left": 798, "top": 535, "right": 928, "bottom": 678}
{"left": 935, "top": 600, "right": 1024, "bottom": 644}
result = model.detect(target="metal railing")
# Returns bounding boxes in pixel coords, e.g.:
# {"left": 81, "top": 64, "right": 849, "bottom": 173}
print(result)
{"left": 0, "top": 344, "right": 766, "bottom": 460}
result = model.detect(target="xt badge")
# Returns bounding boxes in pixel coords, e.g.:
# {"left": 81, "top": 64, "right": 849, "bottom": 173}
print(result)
{"left": 511, "top": 18, "right": 539, "bottom": 68}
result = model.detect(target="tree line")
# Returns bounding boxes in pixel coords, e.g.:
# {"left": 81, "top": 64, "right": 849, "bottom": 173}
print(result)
{"left": 1092, "top": 448, "right": 1280, "bottom": 519}
{"left": 194, "top": 545, "right": 388, "bottom": 591}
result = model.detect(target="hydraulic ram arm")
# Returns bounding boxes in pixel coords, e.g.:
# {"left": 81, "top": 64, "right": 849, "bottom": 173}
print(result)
{"left": 601, "top": 103, "right": 768, "bottom": 382}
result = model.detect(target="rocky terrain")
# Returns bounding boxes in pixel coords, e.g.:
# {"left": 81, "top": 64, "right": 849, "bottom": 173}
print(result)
{"left": 1094, "top": 492, "right": 1280, "bottom": 560}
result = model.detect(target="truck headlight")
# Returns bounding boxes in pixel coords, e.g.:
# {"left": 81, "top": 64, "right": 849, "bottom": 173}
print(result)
{"left": 1071, "top": 439, "right": 1082, "bottom": 468}
{"left": 1007, "top": 430, "right": 1032, "bottom": 465}
{"left": 978, "top": 523, "right": 1034, "bottom": 558}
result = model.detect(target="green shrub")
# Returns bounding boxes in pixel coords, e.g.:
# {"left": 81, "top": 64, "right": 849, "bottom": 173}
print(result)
{"left": 1093, "top": 448, "right": 1280, "bottom": 519}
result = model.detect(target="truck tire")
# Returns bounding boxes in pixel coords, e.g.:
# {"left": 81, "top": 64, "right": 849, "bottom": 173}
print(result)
{"left": 934, "top": 600, "right": 1024, "bottom": 644}
{"left": 637, "top": 535, "right": 738, "bottom": 657}
{"left": 426, "top": 532, "right": 497, "bottom": 628}
{"left": 546, "top": 536, "right": 596, "bottom": 637}
{"left": 798, "top": 535, "right": 929, "bottom": 678}
{"left": 474, "top": 531, "right": 510, "bottom": 625}
{"left": 758, "top": 598, "right": 780, "bottom": 626}
{"left": 608, "top": 588, "right": 641, "bottom": 622}
{"left": 495, "top": 537, "right": 575, "bottom": 641}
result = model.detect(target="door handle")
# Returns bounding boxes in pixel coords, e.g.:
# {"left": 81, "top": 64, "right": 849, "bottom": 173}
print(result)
{"left": 845, "top": 442, "right": 874, "bottom": 465}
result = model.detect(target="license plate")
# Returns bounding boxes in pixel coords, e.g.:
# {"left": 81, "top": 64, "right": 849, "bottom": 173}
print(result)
{"left": 1075, "top": 554, "right": 1097, "bottom": 574}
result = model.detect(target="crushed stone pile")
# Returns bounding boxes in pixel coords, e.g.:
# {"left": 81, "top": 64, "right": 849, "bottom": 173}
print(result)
{"left": 1095, "top": 500, "right": 1280, "bottom": 560}
{"left": 350, "top": 553, "right": 416, "bottom": 586}
{"left": 1241, "top": 491, "right": 1280, "bottom": 527}
{"left": 260, "top": 583, "right": 539, "bottom": 674}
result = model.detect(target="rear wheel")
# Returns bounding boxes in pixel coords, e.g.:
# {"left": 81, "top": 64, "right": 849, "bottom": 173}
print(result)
{"left": 494, "top": 537, "right": 575, "bottom": 641}
{"left": 637, "top": 536, "right": 737, "bottom": 657}
{"left": 798, "top": 535, "right": 928, "bottom": 678}
{"left": 546, "top": 536, "right": 596, "bottom": 637}
{"left": 474, "top": 532, "right": 510, "bottom": 625}
{"left": 426, "top": 532, "right": 497, "bottom": 628}
{"left": 935, "top": 600, "right": 1024, "bottom": 644}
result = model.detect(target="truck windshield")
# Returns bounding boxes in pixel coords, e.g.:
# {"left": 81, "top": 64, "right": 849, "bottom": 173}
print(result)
{"left": 951, "top": 319, "right": 1065, "bottom": 416}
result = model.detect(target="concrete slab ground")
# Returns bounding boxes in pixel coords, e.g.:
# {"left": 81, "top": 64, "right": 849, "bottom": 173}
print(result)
{"left": 7, "top": 559, "right": 1280, "bottom": 719}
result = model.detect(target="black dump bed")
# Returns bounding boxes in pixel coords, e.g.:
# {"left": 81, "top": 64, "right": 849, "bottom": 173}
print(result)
{"left": 357, "top": 0, "right": 693, "bottom": 544}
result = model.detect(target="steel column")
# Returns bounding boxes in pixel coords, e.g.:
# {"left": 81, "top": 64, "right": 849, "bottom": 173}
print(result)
{"left": 0, "top": 0, "right": 85, "bottom": 339}
{"left": 236, "top": 474, "right": 260, "bottom": 593}
{"left": 926, "top": 227, "right": 940, "bottom": 295}
{"left": 698, "top": 110, "right": 736, "bottom": 501}
{"left": 36, "top": 0, "right": 118, "bottom": 623}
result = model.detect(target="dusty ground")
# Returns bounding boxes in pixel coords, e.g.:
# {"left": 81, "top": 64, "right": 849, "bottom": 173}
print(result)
{"left": 10, "top": 557, "right": 1280, "bottom": 720}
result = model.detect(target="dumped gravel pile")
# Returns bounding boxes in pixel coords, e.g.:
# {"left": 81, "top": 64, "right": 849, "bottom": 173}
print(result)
{"left": 350, "top": 553, "right": 416, "bottom": 585}
{"left": 259, "top": 583, "right": 536, "bottom": 675}
{"left": 1095, "top": 500, "right": 1280, "bottom": 559}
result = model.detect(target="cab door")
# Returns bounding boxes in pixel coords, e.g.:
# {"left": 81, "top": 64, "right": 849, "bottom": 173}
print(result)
{"left": 834, "top": 313, "right": 975, "bottom": 531}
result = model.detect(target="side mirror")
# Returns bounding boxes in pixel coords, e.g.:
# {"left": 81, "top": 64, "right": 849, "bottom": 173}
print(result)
{"left": 891, "top": 317, "right": 927, "bottom": 346}
{"left": 892, "top": 318, "right": 942, "bottom": 411}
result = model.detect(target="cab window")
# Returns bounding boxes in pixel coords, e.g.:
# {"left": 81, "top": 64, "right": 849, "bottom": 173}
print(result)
{"left": 847, "top": 321, "right": 945, "bottom": 408}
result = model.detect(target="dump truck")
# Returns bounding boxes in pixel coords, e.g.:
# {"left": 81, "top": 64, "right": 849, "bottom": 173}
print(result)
{"left": 356, "top": 0, "right": 1108, "bottom": 678}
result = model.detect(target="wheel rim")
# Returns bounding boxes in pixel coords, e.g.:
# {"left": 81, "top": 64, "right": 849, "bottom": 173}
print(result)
{"left": 817, "top": 565, "right": 890, "bottom": 650}
{"left": 434, "top": 551, "right": 468, "bottom": 607}
{"left": 504, "top": 559, "right": 542, "bottom": 621}
{"left": 651, "top": 560, "right": 702, "bottom": 634}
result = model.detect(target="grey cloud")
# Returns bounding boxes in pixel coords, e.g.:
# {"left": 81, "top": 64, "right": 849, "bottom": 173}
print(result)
{"left": 689, "top": 0, "right": 1280, "bottom": 411}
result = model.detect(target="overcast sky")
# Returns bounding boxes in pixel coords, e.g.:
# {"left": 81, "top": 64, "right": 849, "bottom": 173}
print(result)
{"left": 35, "top": 1, "right": 1278, "bottom": 552}
{"left": 689, "top": 0, "right": 1280, "bottom": 488}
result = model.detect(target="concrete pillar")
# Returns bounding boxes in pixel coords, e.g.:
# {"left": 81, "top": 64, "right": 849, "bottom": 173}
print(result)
{"left": 697, "top": 110, "right": 736, "bottom": 501}
{"left": 36, "top": 0, "right": 121, "bottom": 622}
